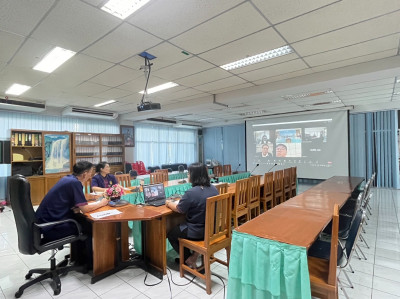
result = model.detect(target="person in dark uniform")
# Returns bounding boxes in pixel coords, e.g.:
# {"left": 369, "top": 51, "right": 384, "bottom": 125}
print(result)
{"left": 91, "top": 161, "right": 118, "bottom": 192}
{"left": 36, "top": 161, "right": 109, "bottom": 268}
{"left": 166, "top": 163, "right": 218, "bottom": 268}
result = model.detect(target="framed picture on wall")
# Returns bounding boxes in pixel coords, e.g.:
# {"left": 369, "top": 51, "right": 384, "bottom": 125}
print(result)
{"left": 120, "top": 125, "right": 135, "bottom": 147}
{"left": 44, "top": 133, "right": 71, "bottom": 174}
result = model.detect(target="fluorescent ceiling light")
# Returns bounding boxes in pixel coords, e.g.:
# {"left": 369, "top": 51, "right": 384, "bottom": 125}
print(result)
{"left": 101, "top": 0, "right": 150, "bottom": 19}
{"left": 94, "top": 100, "right": 117, "bottom": 107}
{"left": 139, "top": 82, "right": 179, "bottom": 94}
{"left": 33, "top": 47, "right": 76, "bottom": 73}
{"left": 282, "top": 89, "right": 333, "bottom": 100}
{"left": 5, "top": 83, "right": 31, "bottom": 96}
{"left": 220, "top": 45, "right": 293, "bottom": 71}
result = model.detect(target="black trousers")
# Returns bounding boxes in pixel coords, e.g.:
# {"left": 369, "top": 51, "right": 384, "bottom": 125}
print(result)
{"left": 167, "top": 225, "right": 203, "bottom": 261}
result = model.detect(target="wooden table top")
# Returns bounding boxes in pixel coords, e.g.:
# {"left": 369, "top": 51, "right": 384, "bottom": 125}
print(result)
{"left": 236, "top": 176, "right": 364, "bottom": 248}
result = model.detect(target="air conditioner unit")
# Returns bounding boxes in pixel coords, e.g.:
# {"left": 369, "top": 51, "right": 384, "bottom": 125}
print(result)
{"left": 62, "top": 106, "right": 118, "bottom": 120}
{"left": 0, "top": 98, "right": 46, "bottom": 112}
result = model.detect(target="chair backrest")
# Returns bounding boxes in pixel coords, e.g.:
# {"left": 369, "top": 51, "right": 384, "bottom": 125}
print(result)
{"left": 150, "top": 172, "right": 168, "bottom": 184}
{"left": 283, "top": 168, "right": 291, "bottom": 190}
{"left": 223, "top": 164, "right": 232, "bottom": 176}
{"left": 114, "top": 171, "right": 124, "bottom": 175}
{"left": 274, "top": 170, "right": 284, "bottom": 193}
{"left": 136, "top": 161, "right": 148, "bottom": 175}
{"left": 234, "top": 178, "right": 249, "bottom": 211}
{"left": 290, "top": 166, "right": 297, "bottom": 187}
{"left": 343, "top": 209, "right": 364, "bottom": 265}
{"left": 115, "top": 174, "right": 130, "bottom": 187}
{"left": 213, "top": 165, "right": 223, "bottom": 177}
{"left": 215, "top": 183, "right": 229, "bottom": 194}
{"left": 328, "top": 204, "right": 339, "bottom": 286}
{"left": 8, "top": 175, "right": 39, "bottom": 255}
{"left": 247, "top": 175, "right": 260, "bottom": 205}
{"left": 263, "top": 172, "right": 274, "bottom": 198}
{"left": 204, "top": 193, "right": 232, "bottom": 247}
{"left": 83, "top": 179, "right": 92, "bottom": 194}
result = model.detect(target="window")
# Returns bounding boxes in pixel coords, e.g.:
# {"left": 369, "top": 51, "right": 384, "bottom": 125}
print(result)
{"left": 135, "top": 124, "right": 198, "bottom": 167}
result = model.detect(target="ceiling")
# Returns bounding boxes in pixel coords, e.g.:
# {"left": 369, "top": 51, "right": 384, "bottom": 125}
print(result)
{"left": 1, "top": 0, "right": 400, "bottom": 127}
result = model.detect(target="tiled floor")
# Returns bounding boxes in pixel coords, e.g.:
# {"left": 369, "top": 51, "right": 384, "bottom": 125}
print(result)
{"left": 0, "top": 186, "right": 399, "bottom": 298}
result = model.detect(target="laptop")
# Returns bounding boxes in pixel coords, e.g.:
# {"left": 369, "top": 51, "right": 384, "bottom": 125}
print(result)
{"left": 143, "top": 183, "right": 167, "bottom": 206}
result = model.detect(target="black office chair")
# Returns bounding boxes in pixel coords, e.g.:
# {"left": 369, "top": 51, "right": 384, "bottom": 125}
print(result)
{"left": 8, "top": 175, "right": 87, "bottom": 298}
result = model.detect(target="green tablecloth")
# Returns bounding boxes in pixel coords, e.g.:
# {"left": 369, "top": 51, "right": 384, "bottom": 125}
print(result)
{"left": 218, "top": 172, "right": 251, "bottom": 183}
{"left": 122, "top": 182, "right": 192, "bottom": 254}
{"left": 227, "top": 231, "right": 311, "bottom": 299}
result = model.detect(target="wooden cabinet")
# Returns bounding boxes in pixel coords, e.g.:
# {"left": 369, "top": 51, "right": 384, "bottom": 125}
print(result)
{"left": 72, "top": 133, "right": 124, "bottom": 173}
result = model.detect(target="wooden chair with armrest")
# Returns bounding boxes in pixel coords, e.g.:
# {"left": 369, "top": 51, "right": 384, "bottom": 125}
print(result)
{"left": 283, "top": 168, "right": 292, "bottom": 201}
{"left": 213, "top": 165, "right": 223, "bottom": 178}
{"left": 222, "top": 164, "right": 232, "bottom": 176}
{"left": 260, "top": 172, "right": 274, "bottom": 212}
{"left": 290, "top": 166, "right": 297, "bottom": 197}
{"left": 215, "top": 183, "right": 229, "bottom": 194}
{"left": 179, "top": 192, "right": 232, "bottom": 295}
{"left": 273, "top": 170, "right": 284, "bottom": 206}
{"left": 247, "top": 175, "right": 261, "bottom": 219}
{"left": 150, "top": 171, "right": 168, "bottom": 184}
{"left": 232, "top": 178, "right": 249, "bottom": 228}
{"left": 308, "top": 204, "right": 339, "bottom": 299}
{"left": 115, "top": 173, "right": 131, "bottom": 188}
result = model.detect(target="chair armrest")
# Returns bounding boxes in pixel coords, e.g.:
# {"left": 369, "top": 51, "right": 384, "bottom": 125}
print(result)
{"left": 34, "top": 218, "right": 83, "bottom": 234}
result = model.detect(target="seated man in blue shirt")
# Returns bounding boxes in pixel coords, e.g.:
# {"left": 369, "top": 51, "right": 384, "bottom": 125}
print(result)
{"left": 36, "top": 161, "right": 109, "bottom": 268}
{"left": 91, "top": 161, "right": 118, "bottom": 192}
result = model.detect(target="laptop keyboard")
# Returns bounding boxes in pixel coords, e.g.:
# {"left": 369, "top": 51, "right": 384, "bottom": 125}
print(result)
{"left": 149, "top": 199, "right": 166, "bottom": 206}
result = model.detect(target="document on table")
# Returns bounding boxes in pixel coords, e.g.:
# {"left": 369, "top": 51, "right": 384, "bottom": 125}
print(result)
{"left": 90, "top": 209, "right": 122, "bottom": 219}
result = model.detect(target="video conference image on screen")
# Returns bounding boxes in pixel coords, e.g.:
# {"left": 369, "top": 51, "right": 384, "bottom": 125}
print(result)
{"left": 246, "top": 111, "right": 349, "bottom": 179}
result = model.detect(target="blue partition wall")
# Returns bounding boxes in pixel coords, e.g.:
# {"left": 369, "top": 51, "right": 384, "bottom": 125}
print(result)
{"left": 203, "top": 123, "right": 246, "bottom": 172}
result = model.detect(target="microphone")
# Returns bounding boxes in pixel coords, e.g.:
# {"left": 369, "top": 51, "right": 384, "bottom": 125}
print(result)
{"left": 267, "top": 163, "right": 278, "bottom": 173}
{"left": 234, "top": 163, "right": 241, "bottom": 173}
{"left": 250, "top": 163, "right": 259, "bottom": 175}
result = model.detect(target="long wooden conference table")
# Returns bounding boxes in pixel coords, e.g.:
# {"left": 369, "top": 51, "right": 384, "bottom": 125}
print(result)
{"left": 226, "top": 176, "right": 364, "bottom": 299}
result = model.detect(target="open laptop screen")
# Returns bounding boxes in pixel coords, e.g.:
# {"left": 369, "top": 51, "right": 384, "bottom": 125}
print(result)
{"left": 143, "top": 183, "right": 166, "bottom": 203}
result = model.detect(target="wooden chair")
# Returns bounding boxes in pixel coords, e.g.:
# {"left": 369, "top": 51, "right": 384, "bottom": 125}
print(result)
{"left": 213, "top": 165, "right": 223, "bottom": 177}
{"left": 247, "top": 175, "right": 261, "bottom": 219}
{"left": 308, "top": 204, "right": 339, "bottom": 299}
{"left": 290, "top": 166, "right": 297, "bottom": 197}
{"left": 155, "top": 168, "right": 168, "bottom": 175}
{"left": 215, "top": 183, "right": 229, "bottom": 194}
{"left": 260, "top": 172, "right": 274, "bottom": 212}
{"left": 115, "top": 173, "right": 130, "bottom": 187}
{"left": 283, "top": 168, "right": 292, "bottom": 201}
{"left": 150, "top": 171, "right": 168, "bottom": 184}
{"left": 273, "top": 170, "right": 284, "bottom": 206}
{"left": 179, "top": 193, "right": 232, "bottom": 295}
{"left": 83, "top": 179, "right": 92, "bottom": 194}
{"left": 222, "top": 164, "right": 232, "bottom": 176}
{"left": 232, "top": 178, "right": 249, "bottom": 228}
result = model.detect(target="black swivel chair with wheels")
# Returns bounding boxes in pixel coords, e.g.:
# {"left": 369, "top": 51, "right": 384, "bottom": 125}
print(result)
{"left": 8, "top": 175, "right": 87, "bottom": 298}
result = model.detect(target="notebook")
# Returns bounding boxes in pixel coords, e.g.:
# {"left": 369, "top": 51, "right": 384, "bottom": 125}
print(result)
{"left": 143, "top": 183, "right": 167, "bottom": 206}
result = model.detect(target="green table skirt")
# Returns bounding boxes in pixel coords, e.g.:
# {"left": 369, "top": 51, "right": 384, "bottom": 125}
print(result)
{"left": 227, "top": 231, "right": 311, "bottom": 299}
{"left": 122, "top": 183, "right": 192, "bottom": 254}
{"left": 218, "top": 172, "right": 251, "bottom": 183}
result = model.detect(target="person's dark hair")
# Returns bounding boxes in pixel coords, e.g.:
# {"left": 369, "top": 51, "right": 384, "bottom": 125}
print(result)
{"left": 96, "top": 161, "right": 108, "bottom": 173}
{"left": 73, "top": 161, "right": 93, "bottom": 176}
{"left": 188, "top": 163, "right": 211, "bottom": 187}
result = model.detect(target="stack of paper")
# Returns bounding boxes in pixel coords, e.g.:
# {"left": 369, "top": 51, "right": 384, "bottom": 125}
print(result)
{"left": 90, "top": 209, "right": 122, "bottom": 219}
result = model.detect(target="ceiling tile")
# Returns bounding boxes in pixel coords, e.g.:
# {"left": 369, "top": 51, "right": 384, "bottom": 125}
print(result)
{"left": 212, "top": 83, "right": 254, "bottom": 94}
{"left": 153, "top": 57, "right": 214, "bottom": 81}
{"left": 195, "top": 76, "right": 248, "bottom": 92}
{"left": 118, "top": 76, "right": 168, "bottom": 93}
{"left": 239, "top": 59, "right": 309, "bottom": 82}
{"left": 170, "top": 2, "right": 269, "bottom": 54}
{"left": 89, "top": 65, "right": 143, "bottom": 87}
{"left": 175, "top": 67, "right": 231, "bottom": 87}
{"left": 0, "top": 31, "right": 24, "bottom": 63}
{"left": 31, "top": 0, "right": 121, "bottom": 51}
{"left": 276, "top": 0, "right": 400, "bottom": 43}
{"left": 199, "top": 27, "right": 289, "bottom": 66}
{"left": 335, "top": 84, "right": 394, "bottom": 96}
{"left": 0, "top": 0, "right": 55, "bottom": 36}
{"left": 334, "top": 78, "right": 394, "bottom": 92}
{"left": 83, "top": 23, "right": 162, "bottom": 63}
{"left": 0, "top": 64, "right": 48, "bottom": 88}
{"left": 68, "top": 82, "right": 111, "bottom": 97}
{"left": 291, "top": 11, "right": 400, "bottom": 56}
{"left": 126, "top": 0, "right": 243, "bottom": 39}
{"left": 253, "top": 68, "right": 314, "bottom": 85}
{"left": 10, "top": 38, "right": 55, "bottom": 68}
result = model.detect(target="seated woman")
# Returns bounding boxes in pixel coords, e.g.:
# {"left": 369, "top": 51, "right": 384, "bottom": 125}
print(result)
{"left": 166, "top": 163, "right": 218, "bottom": 268}
{"left": 91, "top": 161, "right": 118, "bottom": 192}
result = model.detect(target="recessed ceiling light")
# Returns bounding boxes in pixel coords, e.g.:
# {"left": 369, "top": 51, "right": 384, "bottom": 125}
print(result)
{"left": 139, "top": 82, "right": 179, "bottom": 94}
{"left": 94, "top": 100, "right": 117, "bottom": 107}
{"left": 33, "top": 47, "right": 76, "bottom": 73}
{"left": 5, "top": 83, "right": 31, "bottom": 96}
{"left": 101, "top": 0, "right": 150, "bottom": 19}
{"left": 220, "top": 45, "right": 293, "bottom": 71}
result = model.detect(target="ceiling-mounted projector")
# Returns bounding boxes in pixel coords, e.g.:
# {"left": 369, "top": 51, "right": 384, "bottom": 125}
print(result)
{"left": 137, "top": 101, "right": 161, "bottom": 112}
